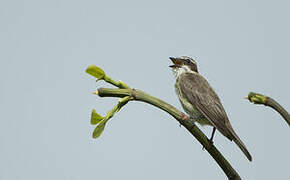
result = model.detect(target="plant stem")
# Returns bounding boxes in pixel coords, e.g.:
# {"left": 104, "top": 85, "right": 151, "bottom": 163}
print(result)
{"left": 97, "top": 88, "right": 242, "bottom": 180}
{"left": 247, "top": 92, "right": 290, "bottom": 126}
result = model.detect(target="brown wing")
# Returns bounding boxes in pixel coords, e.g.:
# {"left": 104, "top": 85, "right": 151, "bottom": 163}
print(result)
{"left": 179, "top": 73, "right": 232, "bottom": 140}
{"left": 179, "top": 72, "right": 252, "bottom": 161}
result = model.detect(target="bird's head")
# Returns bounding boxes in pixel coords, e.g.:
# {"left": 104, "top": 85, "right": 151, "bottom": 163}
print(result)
{"left": 169, "top": 56, "right": 198, "bottom": 77}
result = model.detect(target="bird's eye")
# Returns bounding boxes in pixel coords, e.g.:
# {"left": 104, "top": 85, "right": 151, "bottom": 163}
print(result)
{"left": 185, "top": 59, "right": 191, "bottom": 63}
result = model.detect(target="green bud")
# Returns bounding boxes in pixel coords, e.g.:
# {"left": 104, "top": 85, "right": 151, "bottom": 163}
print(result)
{"left": 86, "top": 65, "right": 105, "bottom": 80}
{"left": 248, "top": 92, "right": 267, "bottom": 105}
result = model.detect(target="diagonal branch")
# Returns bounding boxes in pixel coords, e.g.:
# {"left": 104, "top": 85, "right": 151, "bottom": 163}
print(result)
{"left": 246, "top": 92, "right": 290, "bottom": 126}
{"left": 86, "top": 65, "right": 242, "bottom": 179}
{"left": 97, "top": 88, "right": 242, "bottom": 180}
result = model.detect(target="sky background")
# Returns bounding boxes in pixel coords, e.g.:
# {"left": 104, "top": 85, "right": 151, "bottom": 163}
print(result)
{"left": 1, "top": 0, "right": 289, "bottom": 179}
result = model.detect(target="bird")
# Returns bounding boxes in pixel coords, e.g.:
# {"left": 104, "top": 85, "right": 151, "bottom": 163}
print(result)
{"left": 169, "top": 56, "right": 252, "bottom": 161}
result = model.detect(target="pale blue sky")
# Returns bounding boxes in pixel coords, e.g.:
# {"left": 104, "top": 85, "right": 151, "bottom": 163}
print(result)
{"left": 0, "top": 0, "right": 289, "bottom": 179}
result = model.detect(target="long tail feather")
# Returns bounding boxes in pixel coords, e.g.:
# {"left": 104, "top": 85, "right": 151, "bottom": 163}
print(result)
{"left": 231, "top": 130, "right": 252, "bottom": 161}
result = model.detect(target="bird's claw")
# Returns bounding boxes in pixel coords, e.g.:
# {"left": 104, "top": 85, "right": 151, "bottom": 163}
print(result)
{"left": 202, "top": 139, "right": 214, "bottom": 150}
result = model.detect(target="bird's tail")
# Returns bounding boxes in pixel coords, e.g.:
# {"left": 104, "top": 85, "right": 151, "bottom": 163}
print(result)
{"left": 230, "top": 130, "right": 252, "bottom": 161}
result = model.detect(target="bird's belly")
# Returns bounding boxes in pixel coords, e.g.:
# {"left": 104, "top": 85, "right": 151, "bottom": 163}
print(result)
{"left": 175, "top": 84, "right": 211, "bottom": 126}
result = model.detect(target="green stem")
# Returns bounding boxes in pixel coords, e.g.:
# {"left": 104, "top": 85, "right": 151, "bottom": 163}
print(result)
{"left": 97, "top": 88, "right": 241, "bottom": 180}
{"left": 104, "top": 76, "right": 130, "bottom": 89}
{"left": 247, "top": 92, "right": 290, "bottom": 126}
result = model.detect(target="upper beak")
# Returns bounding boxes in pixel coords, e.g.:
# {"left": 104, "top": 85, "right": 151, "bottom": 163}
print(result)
{"left": 169, "top": 57, "right": 182, "bottom": 68}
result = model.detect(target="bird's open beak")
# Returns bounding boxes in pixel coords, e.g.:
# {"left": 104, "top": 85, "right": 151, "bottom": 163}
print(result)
{"left": 169, "top": 57, "right": 183, "bottom": 68}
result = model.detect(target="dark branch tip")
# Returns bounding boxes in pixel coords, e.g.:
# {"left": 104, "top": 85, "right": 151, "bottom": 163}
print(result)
{"left": 96, "top": 88, "right": 103, "bottom": 97}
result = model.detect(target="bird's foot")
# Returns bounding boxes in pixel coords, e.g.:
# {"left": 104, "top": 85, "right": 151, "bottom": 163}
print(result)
{"left": 208, "top": 138, "right": 214, "bottom": 145}
{"left": 181, "top": 113, "right": 188, "bottom": 121}
{"left": 179, "top": 113, "right": 188, "bottom": 127}
{"left": 202, "top": 139, "right": 214, "bottom": 150}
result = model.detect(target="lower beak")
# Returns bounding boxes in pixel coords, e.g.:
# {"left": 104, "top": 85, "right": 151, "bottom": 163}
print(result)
{"left": 169, "top": 57, "right": 182, "bottom": 68}
{"left": 169, "top": 64, "right": 180, "bottom": 68}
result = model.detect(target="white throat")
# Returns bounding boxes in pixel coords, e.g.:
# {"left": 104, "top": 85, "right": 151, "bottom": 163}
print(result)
{"left": 172, "top": 65, "right": 193, "bottom": 78}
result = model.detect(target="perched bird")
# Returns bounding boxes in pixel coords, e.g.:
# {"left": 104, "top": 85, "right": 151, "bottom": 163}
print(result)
{"left": 169, "top": 56, "right": 252, "bottom": 161}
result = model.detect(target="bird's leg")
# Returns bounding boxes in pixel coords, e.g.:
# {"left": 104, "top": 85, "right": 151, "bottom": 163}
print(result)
{"left": 202, "top": 127, "right": 216, "bottom": 150}
{"left": 209, "top": 127, "right": 216, "bottom": 144}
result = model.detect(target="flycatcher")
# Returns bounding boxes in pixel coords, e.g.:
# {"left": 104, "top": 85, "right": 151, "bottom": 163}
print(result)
{"left": 169, "top": 56, "right": 252, "bottom": 161}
